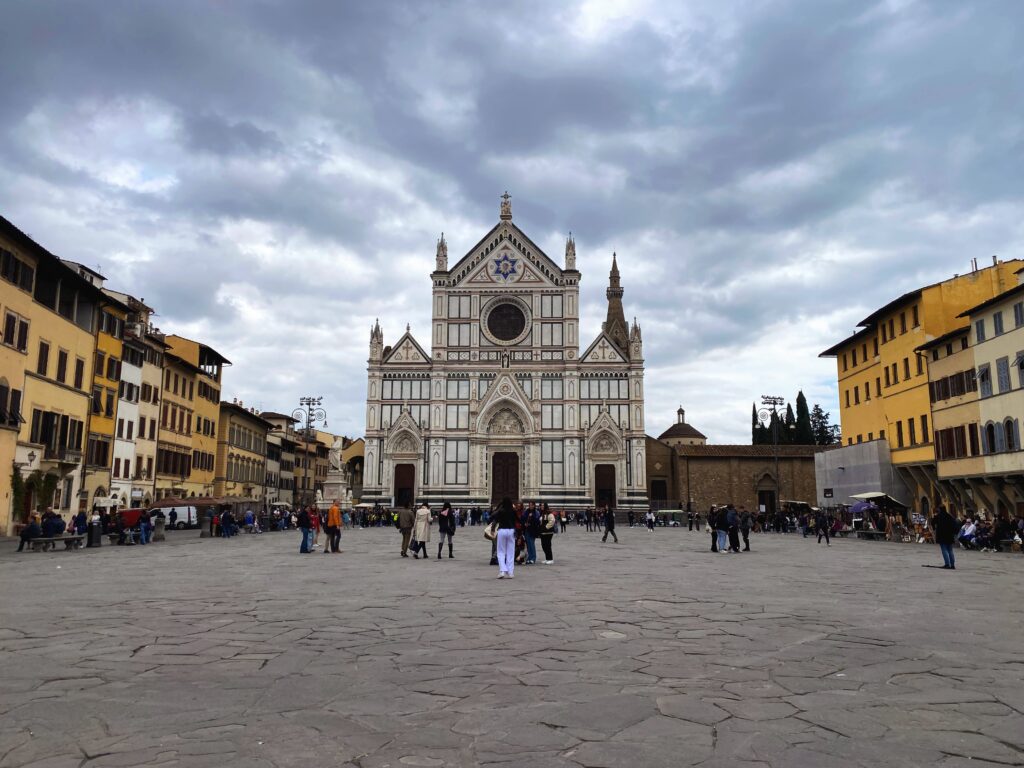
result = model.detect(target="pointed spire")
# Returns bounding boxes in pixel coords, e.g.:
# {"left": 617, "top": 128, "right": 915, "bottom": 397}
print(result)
{"left": 500, "top": 191, "right": 512, "bottom": 220}
{"left": 406, "top": 322, "right": 411, "bottom": 333}
{"left": 605, "top": 252, "right": 628, "bottom": 356}
{"left": 565, "top": 231, "right": 576, "bottom": 271}
{"left": 435, "top": 232, "right": 448, "bottom": 271}
{"left": 677, "top": 405, "right": 685, "bottom": 424}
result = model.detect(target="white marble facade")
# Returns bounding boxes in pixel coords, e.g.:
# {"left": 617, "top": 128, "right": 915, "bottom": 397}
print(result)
{"left": 362, "top": 195, "right": 647, "bottom": 511}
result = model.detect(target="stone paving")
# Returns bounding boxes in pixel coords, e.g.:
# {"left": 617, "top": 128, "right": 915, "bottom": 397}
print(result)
{"left": 1, "top": 526, "right": 1023, "bottom": 768}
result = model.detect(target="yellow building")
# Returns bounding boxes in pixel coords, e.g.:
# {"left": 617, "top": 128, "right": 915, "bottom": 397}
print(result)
{"left": 2, "top": 216, "right": 100, "bottom": 532}
{"left": 155, "top": 353, "right": 200, "bottom": 499}
{"left": 165, "top": 335, "right": 229, "bottom": 498}
{"left": 821, "top": 258, "right": 1022, "bottom": 514}
{"left": 62, "top": 262, "right": 130, "bottom": 510}
{"left": 215, "top": 400, "right": 271, "bottom": 502}
{"left": 925, "top": 275, "right": 1024, "bottom": 518}
{"left": 919, "top": 326, "right": 983, "bottom": 514}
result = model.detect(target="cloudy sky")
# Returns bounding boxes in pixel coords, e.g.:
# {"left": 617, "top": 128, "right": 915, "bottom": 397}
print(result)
{"left": 2, "top": 0, "right": 1022, "bottom": 443}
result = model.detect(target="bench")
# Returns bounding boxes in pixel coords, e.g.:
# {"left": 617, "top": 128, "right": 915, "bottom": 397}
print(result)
{"left": 30, "top": 535, "right": 85, "bottom": 552}
{"left": 856, "top": 530, "right": 888, "bottom": 541}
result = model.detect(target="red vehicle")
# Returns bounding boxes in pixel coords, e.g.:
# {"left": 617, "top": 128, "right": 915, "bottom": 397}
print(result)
{"left": 118, "top": 508, "right": 145, "bottom": 528}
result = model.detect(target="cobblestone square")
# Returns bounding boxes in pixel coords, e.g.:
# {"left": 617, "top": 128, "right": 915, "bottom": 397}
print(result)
{"left": 1, "top": 528, "right": 1022, "bottom": 768}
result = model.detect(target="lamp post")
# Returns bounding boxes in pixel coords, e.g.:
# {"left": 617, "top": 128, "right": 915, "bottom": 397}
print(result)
{"left": 758, "top": 395, "right": 786, "bottom": 515}
{"left": 292, "top": 396, "right": 327, "bottom": 506}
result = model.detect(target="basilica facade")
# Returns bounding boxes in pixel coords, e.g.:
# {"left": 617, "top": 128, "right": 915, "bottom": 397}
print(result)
{"left": 362, "top": 195, "right": 647, "bottom": 512}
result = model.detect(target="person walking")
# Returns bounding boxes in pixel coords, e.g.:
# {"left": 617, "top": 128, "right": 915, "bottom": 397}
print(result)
{"left": 297, "top": 506, "right": 312, "bottom": 553}
{"left": 601, "top": 506, "right": 619, "bottom": 543}
{"left": 708, "top": 506, "right": 719, "bottom": 552}
{"left": 437, "top": 501, "right": 456, "bottom": 559}
{"left": 716, "top": 505, "right": 730, "bottom": 554}
{"left": 645, "top": 509, "right": 656, "bottom": 532}
{"left": 816, "top": 509, "right": 831, "bottom": 546}
{"left": 559, "top": 510, "right": 567, "bottom": 533}
{"left": 739, "top": 506, "right": 753, "bottom": 552}
{"left": 540, "top": 503, "right": 557, "bottom": 564}
{"left": 688, "top": 509, "right": 694, "bottom": 531}
{"left": 326, "top": 501, "right": 342, "bottom": 554}
{"left": 495, "top": 497, "right": 517, "bottom": 578}
{"left": 398, "top": 505, "right": 415, "bottom": 557}
{"left": 933, "top": 505, "right": 958, "bottom": 569}
{"left": 411, "top": 502, "right": 432, "bottom": 560}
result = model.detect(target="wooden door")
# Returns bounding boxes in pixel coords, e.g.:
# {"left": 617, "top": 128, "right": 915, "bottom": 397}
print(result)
{"left": 393, "top": 464, "right": 415, "bottom": 508}
{"left": 595, "top": 464, "right": 616, "bottom": 509}
{"left": 490, "top": 452, "right": 519, "bottom": 506}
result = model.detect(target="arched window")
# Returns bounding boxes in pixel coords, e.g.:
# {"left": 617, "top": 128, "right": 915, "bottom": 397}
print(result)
{"left": 1005, "top": 419, "right": 1016, "bottom": 452}
{"left": 985, "top": 422, "right": 997, "bottom": 454}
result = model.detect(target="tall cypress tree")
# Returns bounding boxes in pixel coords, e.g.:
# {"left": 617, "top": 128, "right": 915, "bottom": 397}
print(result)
{"left": 794, "top": 390, "right": 814, "bottom": 444}
{"left": 751, "top": 403, "right": 760, "bottom": 444}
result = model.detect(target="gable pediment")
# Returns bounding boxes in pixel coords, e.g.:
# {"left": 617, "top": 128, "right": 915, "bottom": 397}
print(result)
{"left": 447, "top": 222, "right": 565, "bottom": 288}
{"left": 382, "top": 332, "right": 432, "bottom": 366}
{"left": 581, "top": 333, "right": 628, "bottom": 364}
{"left": 475, "top": 373, "right": 536, "bottom": 433}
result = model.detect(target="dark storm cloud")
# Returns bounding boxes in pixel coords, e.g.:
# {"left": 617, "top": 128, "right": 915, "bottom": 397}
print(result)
{"left": 1, "top": 0, "right": 1022, "bottom": 441}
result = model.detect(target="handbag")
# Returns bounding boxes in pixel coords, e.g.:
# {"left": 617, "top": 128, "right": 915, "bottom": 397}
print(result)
{"left": 483, "top": 522, "right": 498, "bottom": 541}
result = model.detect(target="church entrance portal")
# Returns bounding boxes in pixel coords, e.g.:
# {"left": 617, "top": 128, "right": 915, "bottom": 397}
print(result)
{"left": 490, "top": 452, "right": 519, "bottom": 506}
{"left": 393, "top": 464, "right": 415, "bottom": 508}
{"left": 595, "top": 464, "right": 616, "bottom": 509}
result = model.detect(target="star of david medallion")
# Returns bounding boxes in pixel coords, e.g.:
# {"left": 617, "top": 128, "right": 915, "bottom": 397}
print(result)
{"left": 493, "top": 253, "right": 518, "bottom": 281}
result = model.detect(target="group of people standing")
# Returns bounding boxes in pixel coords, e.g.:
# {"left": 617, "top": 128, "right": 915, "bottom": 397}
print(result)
{"left": 707, "top": 505, "right": 754, "bottom": 553}
{"left": 489, "top": 498, "right": 560, "bottom": 578}
{"left": 296, "top": 502, "right": 344, "bottom": 554}
{"left": 395, "top": 501, "right": 459, "bottom": 560}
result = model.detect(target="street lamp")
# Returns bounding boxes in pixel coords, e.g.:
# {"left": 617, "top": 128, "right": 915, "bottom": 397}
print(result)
{"left": 292, "top": 396, "right": 327, "bottom": 505}
{"left": 758, "top": 395, "right": 786, "bottom": 515}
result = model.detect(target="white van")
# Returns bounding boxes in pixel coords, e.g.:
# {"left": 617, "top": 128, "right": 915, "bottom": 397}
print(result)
{"left": 151, "top": 505, "right": 199, "bottom": 529}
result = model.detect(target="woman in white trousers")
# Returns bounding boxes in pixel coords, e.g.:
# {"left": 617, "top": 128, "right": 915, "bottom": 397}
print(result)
{"left": 495, "top": 497, "right": 517, "bottom": 579}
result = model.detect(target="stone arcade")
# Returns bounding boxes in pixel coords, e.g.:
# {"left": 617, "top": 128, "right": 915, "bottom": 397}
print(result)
{"left": 361, "top": 195, "right": 648, "bottom": 512}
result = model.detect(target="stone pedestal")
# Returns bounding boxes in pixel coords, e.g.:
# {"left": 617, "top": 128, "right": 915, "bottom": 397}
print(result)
{"left": 152, "top": 516, "right": 166, "bottom": 542}
{"left": 200, "top": 510, "right": 213, "bottom": 538}
{"left": 322, "top": 468, "right": 352, "bottom": 508}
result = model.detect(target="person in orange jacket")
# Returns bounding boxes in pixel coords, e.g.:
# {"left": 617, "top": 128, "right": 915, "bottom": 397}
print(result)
{"left": 326, "top": 501, "right": 342, "bottom": 554}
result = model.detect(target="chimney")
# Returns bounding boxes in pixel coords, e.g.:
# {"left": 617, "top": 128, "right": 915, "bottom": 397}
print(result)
{"left": 993, "top": 254, "right": 999, "bottom": 266}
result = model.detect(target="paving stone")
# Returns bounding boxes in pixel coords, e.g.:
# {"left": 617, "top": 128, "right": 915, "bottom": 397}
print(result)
{"left": 0, "top": 527, "right": 1022, "bottom": 768}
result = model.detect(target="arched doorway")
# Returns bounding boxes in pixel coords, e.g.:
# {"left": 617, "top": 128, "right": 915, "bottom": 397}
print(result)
{"left": 394, "top": 464, "right": 415, "bottom": 508}
{"left": 755, "top": 472, "right": 777, "bottom": 517}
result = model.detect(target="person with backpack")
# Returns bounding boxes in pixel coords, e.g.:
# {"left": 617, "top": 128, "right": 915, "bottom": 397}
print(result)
{"left": 726, "top": 505, "right": 741, "bottom": 553}
{"left": 739, "top": 506, "right": 753, "bottom": 552}
{"left": 539, "top": 503, "right": 558, "bottom": 564}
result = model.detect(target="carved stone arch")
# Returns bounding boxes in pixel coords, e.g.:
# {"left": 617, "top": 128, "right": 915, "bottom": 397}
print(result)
{"left": 589, "top": 429, "right": 621, "bottom": 455}
{"left": 487, "top": 407, "right": 526, "bottom": 435}
{"left": 388, "top": 429, "right": 421, "bottom": 455}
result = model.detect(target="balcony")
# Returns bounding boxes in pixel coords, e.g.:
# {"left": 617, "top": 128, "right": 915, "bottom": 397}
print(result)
{"left": 43, "top": 446, "right": 83, "bottom": 465}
